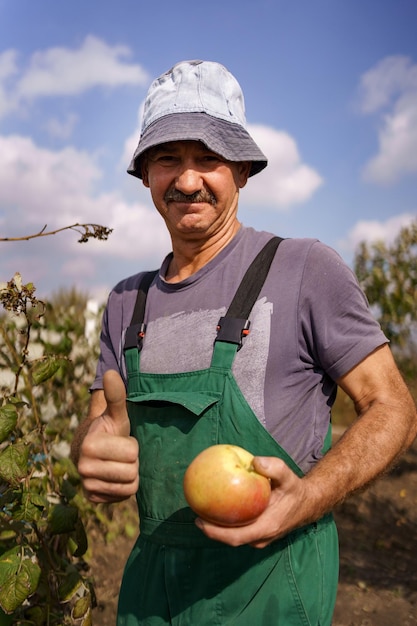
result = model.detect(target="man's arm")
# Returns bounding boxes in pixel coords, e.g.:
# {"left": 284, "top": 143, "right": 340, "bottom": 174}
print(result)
{"left": 70, "top": 371, "right": 139, "bottom": 503}
{"left": 196, "top": 344, "right": 417, "bottom": 547}
{"left": 306, "top": 343, "right": 417, "bottom": 499}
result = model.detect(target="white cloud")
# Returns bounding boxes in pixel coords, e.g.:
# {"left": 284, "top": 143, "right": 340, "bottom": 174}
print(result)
{"left": 0, "top": 36, "right": 149, "bottom": 119}
{"left": 0, "top": 134, "right": 102, "bottom": 222}
{"left": 17, "top": 35, "right": 149, "bottom": 98}
{"left": 357, "top": 56, "right": 415, "bottom": 114}
{"left": 0, "top": 50, "right": 18, "bottom": 81}
{"left": 44, "top": 112, "right": 78, "bottom": 140}
{"left": 0, "top": 49, "right": 18, "bottom": 118}
{"left": 0, "top": 134, "right": 170, "bottom": 288}
{"left": 241, "top": 124, "right": 323, "bottom": 208}
{"left": 338, "top": 213, "right": 416, "bottom": 255}
{"left": 0, "top": 41, "right": 168, "bottom": 294}
{"left": 103, "top": 199, "right": 170, "bottom": 260}
{"left": 363, "top": 96, "right": 417, "bottom": 184}
{"left": 357, "top": 55, "right": 417, "bottom": 184}
{"left": 120, "top": 102, "right": 144, "bottom": 171}
{"left": 0, "top": 133, "right": 168, "bottom": 247}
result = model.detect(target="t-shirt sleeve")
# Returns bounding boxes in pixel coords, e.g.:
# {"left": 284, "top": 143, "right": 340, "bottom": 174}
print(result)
{"left": 90, "top": 274, "right": 144, "bottom": 391}
{"left": 298, "top": 241, "right": 388, "bottom": 381}
{"left": 89, "top": 289, "right": 124, "bottom": 391}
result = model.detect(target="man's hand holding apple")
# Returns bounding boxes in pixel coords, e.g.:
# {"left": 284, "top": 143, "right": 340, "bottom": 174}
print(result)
{"left": 194, "top": 456, "right": 314, "bottom": 549}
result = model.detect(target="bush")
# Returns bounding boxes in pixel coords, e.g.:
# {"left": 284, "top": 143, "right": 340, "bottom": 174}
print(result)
{"left": 0, "top": 273, "right": 105, "bottom": 625}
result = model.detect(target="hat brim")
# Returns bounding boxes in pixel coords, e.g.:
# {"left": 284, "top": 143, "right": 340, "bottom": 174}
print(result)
{"left": 127, "top": 112, "right": 268, "bottom": 179}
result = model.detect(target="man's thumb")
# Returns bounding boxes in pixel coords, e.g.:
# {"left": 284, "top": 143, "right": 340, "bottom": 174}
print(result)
{"left": 253, "top": 456, "right": 287, "bottom": 480}
{"left": 103, "top": 369, "right": 129, "bottom": 430}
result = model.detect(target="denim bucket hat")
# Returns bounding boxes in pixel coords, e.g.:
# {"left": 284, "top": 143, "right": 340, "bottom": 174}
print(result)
{"left": 127, "top": 60, "right": 268, "bottom": 179}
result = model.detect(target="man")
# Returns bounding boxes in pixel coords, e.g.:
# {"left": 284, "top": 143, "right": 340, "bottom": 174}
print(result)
{"left": 72, "top": 60, "right": 417, "bottom": 625}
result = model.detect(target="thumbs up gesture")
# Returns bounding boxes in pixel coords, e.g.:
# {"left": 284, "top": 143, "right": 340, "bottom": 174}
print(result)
{"left": 77, "top": 370, "right": 139, "bottom": 503}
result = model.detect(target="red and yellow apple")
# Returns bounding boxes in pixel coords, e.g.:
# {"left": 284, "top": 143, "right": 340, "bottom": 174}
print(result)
{"left": 183, "top": 444, "right": 271, "bottom": 526}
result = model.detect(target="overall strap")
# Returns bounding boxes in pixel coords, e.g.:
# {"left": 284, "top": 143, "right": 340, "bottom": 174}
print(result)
{"left": 215, "top": 236, "right": 283, "bottom": 348}
{"left": 123, "top": 235, "right": 284, "bottom": 355}
{"left": 124, "top": 269, "right": 158, "bottom": 351}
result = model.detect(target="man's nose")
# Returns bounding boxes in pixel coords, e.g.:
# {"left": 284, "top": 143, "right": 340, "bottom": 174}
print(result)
{"left": 175, "top": 164, "right": 203, "bottom": 195}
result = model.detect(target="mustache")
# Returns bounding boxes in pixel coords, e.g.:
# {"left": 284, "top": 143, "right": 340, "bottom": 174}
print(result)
{"left": 164, "top": 188, "right": 217, "bottom": 205}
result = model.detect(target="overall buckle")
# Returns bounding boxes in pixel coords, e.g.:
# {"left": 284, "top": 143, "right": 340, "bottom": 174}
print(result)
{"left": 124, "top": 323, "right": 146, "bottom": 351}
{"left": 215, "top": 317, "right": 250, "bottom": 350}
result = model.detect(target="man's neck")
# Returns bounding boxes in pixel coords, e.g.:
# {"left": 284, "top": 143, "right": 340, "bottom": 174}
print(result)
{"left": 165, "top": 222, "right": 241, "bottom": 283}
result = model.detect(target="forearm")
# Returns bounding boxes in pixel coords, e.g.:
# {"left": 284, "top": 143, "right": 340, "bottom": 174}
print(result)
{"left": 301, "top": 344, "right": 417, "bottom": 522}
{"left": 302, "top": 396, "right": 417, "bottom": 522}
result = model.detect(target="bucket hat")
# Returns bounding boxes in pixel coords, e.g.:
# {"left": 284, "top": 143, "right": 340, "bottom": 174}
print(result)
{"left": 127, "top": 60, "right": 268, "bottom": 179}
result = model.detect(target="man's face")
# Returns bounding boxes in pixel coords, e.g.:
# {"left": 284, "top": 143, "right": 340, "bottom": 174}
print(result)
{"left": 141, "top": 140, "right": 250, "bottom": 242}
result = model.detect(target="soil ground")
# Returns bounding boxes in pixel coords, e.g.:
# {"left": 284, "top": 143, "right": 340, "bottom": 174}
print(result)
{"left": 87, "top": 437, "right": 417, "bottom": 625}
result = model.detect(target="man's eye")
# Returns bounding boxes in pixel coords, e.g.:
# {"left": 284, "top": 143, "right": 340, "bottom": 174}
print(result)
{"left": 158, "top": 155, "right": 176, "bottom": 162}
{"left": 153, "top": 155, "right": 179, "bottom": 166}
{"left": 202, "top": 155, "right": 220, "bottom": 163}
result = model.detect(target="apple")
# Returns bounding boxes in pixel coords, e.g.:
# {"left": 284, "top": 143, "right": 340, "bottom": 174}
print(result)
{"left": 183, "top": 444, "right": 271, "bottom": 526}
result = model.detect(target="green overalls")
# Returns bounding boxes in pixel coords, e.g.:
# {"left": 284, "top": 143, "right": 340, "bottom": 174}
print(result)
{"left": 118, "top": 239, "right": 339, "bottom": 626}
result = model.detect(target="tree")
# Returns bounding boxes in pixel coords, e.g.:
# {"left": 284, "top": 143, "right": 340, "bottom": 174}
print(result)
{"left": 354, "top": 219, "right": 417, "bottom": 369}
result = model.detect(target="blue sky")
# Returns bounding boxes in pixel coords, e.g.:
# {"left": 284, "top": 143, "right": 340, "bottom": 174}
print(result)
{"left": 1, "top": 0, "right": 416, "bottom": 299}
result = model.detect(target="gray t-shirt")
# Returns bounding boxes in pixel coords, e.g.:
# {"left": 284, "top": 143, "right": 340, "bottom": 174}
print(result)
{"left": 93, "top": 226, "right": 387, "bottom": 473}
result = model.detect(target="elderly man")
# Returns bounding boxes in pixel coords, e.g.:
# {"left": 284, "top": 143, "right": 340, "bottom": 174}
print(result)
{"left": 72, "top": 60, "right": 417, "bottom": 626}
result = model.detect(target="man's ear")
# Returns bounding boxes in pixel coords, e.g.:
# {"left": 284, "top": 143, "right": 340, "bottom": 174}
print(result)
{"left": 238, "top": 162, "right": 251, "bottom": 188}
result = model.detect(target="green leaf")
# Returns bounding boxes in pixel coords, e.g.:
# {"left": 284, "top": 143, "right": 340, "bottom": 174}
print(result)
{"left": 31, "top": 357, "right": 64, "bottom": 385}
{"left": 71, "top": 518, "right": 88, "bottom": 557}
{"left": 72, "top": 595, "right": 91, "bottom": 619}
{"left": 0, "top": 546, "right": 41, "bottom": 613}
{"left": 7, "top": 396, "right": 28, "bottom": 409}
{"left": 0, "top": 513, "right": 29, "bottom": 537}
{"left": 26, "top": 491, "right": 48, "bottom": 508}
{"left": 0, "top": 405, "right": 18, "bottom": 444}
{"left": 0, "top": 443, "right": 29, "bottom": 485}
{"left": 60, "top": 479, "right": 78, "bottom": 502}
{"left": 48, "top": 503, "right": 78, "bottom": 535}
{"left": 58, "top": 568, "right": 84, "bottom": 602}
{"left": 13, "top": 492, "right": 46, "bottom": 523}
{"left": 81, "top": 608, "right": 93, "bottom": 626}
{"left": 52, "top": 457, "right": 80, "bottom": 483}
{"left": 23, "top": 605, "right": 46, "bottom": 626}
